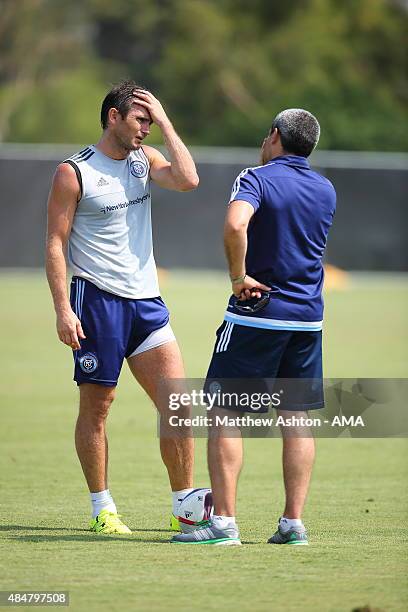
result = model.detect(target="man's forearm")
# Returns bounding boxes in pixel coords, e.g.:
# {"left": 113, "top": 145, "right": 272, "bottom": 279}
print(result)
{"left": 224, "top": 227, "right": 247, "bottom": 279}
{"left": 160, "top": 121, "right": 198, "bottom": 189}
{"left": 46, "top": 240, "right": 71, "bottom": 314}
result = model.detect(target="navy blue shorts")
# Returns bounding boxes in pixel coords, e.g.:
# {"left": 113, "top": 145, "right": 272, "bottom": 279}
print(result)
{"left": 70, "top": 277, "right": 170, "bottom": 387}
{"left": 206, "top": 322, "right": 323, "bottom": 412}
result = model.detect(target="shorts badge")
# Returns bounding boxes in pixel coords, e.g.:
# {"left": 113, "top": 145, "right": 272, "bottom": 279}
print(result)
{"left": 79, "top": 353, "right": 99, "bottom": 374}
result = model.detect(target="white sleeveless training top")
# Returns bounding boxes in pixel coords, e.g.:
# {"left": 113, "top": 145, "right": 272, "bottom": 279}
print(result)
{"left": 65, "top": 145, "right": 160, "bottom": 299}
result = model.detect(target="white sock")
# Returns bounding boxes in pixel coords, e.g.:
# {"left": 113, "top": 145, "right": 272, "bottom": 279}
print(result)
{"left": 172, "top": 488, "right": 194, "bottom": 516}
{"left": 279, "top": 517, "right": 303, "bottom": 532}
{"left": 212, "top": 515, "right": 236, "bottom": 529}
{"left": 90, "top": 489, "right": 117, "bottom": 518}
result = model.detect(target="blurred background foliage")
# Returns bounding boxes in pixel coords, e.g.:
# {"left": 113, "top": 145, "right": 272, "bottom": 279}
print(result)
{"left": 1, "top": 0, "right": 407, "bottom": 149}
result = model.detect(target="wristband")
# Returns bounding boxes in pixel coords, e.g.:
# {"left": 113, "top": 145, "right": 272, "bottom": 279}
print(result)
{"left": 230, "top": 273, "right": 246, "bottom": 284}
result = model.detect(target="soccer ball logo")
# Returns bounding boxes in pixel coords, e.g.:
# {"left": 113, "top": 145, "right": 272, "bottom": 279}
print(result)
{"left": 178, "top": 488, "right": 213, "bottom": 533}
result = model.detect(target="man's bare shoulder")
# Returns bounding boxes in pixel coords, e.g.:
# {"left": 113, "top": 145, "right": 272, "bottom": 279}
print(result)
{"left": 50, "top": 162, "right": 81, "bottom": 200}
{"left": 55, "top": 161, "right": 78, "bottom": 182}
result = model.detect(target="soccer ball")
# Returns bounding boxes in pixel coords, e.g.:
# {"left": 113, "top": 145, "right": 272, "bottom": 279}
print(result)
{"left": 178, "top": 488, "right": 213, "bottom": 533}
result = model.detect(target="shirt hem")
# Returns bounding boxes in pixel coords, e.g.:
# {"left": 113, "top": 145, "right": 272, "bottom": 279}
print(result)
{"left": 71, "top": 273, "right": 160, "bottom": 300}
{"left": 224, "top": 311, "right": 323, "bottom": 331}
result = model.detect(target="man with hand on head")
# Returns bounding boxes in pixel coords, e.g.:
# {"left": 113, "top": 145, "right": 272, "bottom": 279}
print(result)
{"left": 46, "top": 80, "right": 199, "bottom": 534}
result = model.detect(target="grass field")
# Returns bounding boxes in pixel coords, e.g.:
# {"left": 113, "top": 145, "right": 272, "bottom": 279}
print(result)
{"left": 0, "top": 271, "right": 407, "bottom": 612}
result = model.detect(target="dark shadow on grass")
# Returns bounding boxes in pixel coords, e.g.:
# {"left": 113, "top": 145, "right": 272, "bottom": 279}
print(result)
{"left": 0, "top": 525, "right": 86, "bottom": 532}
{"left": 7, "top": 534, "right": 169, "bottom": 543}
{"left": 1, "top": 525, "right": 171, "bottom": 534}
{"left": 2, "top": 525, "right": 258, "bottom": 544}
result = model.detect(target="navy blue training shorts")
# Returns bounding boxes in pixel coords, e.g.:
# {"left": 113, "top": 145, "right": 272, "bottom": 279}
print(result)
{"left": 206, "top": 321, "right": 323, "bottom": 412}
{"left": 70, "top": 277, "right": 170, "bottom": 386}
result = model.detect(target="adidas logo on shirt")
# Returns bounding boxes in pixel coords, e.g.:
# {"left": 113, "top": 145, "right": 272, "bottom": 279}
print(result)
{"left": 97, "top": 177, "right": 109, "bottom": 187}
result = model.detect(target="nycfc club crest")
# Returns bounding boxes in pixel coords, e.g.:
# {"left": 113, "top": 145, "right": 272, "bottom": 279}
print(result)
{"left": 79, "top": 353, "right": 99, "bottom": 374}
{"left": 130, "top": 160, "right": 148, "bottom": 178}
{"left": 209, "top": 381, "right": 222, "bottom": 394}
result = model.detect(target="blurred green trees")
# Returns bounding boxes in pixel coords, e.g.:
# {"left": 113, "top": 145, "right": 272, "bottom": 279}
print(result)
{"left": 1, "top": 0, "right": 407, "bottom": 150}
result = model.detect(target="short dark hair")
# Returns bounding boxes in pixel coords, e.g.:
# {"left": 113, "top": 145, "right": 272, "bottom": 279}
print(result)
{"left": 100, "top": 80, "right": 147, "bottom": 130}
{"left": 271, "top": 109, "right": 320, "bottom": 157}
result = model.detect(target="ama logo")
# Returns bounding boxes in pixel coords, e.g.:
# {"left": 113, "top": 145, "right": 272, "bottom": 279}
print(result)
{"left": 130, "top": 160, "right": 148, "bottom": 178}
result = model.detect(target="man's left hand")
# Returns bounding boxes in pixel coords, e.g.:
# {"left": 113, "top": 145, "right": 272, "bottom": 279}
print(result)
{"left": 232, "top": 274, "right": 271, "bottom": 298}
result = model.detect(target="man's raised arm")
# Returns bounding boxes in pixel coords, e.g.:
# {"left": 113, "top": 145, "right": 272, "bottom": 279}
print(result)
{"left": 134, "top": 89, "right": 199, "bottom": 192}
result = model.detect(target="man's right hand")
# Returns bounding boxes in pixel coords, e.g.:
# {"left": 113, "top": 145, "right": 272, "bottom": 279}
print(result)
{"left": 56, "top": 308, "right": 86, "bottom": 350}
{"left": 132, "top": 89, "right": 170, "bottom": 130}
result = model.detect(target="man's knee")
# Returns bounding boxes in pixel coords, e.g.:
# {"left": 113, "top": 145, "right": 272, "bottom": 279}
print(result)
{"left": 79, "top": 383, "right": 116, "bottom": 423}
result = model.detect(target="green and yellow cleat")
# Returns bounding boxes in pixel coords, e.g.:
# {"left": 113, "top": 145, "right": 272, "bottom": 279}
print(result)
{"left": 89, "top": 510, "right": 131, "bottom": 535}
{"left": 170, "top": 514, "right": 181, "bottom": 532}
